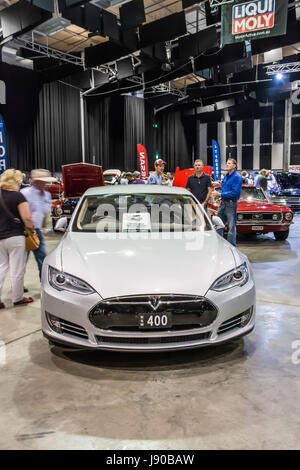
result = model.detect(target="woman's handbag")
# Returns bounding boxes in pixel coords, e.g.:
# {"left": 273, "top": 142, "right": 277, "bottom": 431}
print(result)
{"left": 24, "top": 228, "right": 40, "bottom": 251}
{"left": 0, "top": 190, "right": 40, "bottom": 251}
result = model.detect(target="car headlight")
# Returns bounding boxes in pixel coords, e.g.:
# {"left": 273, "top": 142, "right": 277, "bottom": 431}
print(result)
{"left": 55, "top": 207, "right": 63, "bottom": 216}
{"left": 48, "top": 266, "right": 95, "bottom": 295}
{"left": 210, "top": 262, "right": 249, "bottom": 291}
{"left": 284, "top": 212, "right": 293, "bottom": 221}
{"left": 237, "top": 214, "right": 244, "bottom": 221}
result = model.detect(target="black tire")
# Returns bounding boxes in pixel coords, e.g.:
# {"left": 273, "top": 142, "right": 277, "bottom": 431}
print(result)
{"left": 274, "top": 229, "right": 289, "bottom": 241}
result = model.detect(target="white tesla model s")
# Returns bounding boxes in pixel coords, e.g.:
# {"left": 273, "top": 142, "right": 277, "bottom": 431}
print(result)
{"left": 41, "top": 185, "right": 255, "bottom": 352}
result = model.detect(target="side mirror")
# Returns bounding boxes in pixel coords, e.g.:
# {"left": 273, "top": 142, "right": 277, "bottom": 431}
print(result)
{"left": 55, "top": 217, "right": 68, "bottom": 232}
{"left": 212, "top": 215, "right": 225, "bottom": 230}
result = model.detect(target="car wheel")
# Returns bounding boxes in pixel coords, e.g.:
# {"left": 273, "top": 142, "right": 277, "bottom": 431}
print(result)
{"left": 274, "top": 229, "right": 289, "bottom": 241}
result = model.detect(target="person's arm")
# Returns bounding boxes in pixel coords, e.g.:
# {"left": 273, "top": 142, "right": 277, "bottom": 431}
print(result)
{"left": 221, "top": 175, "right": 242, "bottom": 200}
{"left": 42, "top": 214, "right": 50, "bottom": 229}
{"left": 18, "top": 202, "right": 34, "bottom": 229}
{"left": 185, "top": 176, "right": 191, "bottom": 191}
{"left": 203, "top": 186, "right": 213, "bottom": 205}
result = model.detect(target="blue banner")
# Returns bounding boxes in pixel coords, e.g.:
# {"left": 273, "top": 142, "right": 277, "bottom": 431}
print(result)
{"left": 0, "top": 115, "right": 8, "bottom": 175}
{"left": 212, "top": 139, "right": 221, "bottom": 181}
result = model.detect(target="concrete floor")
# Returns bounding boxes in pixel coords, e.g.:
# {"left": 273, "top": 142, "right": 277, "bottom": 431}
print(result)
{"left": 0, "top": 218, "right": 300, "bottom": 450}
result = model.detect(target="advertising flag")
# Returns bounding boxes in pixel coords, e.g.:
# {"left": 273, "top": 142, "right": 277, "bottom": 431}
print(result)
{"left": 212, "top": 140, "right": 221, "bottom": 181}
{"left": 0, "top": 115, "right": 8, "bottom": 175}
{"left": 137, "top": 144, "right": 149, "bottom": 180}
{"left": 221, "top": 0, "right": 288, "bottom": 45}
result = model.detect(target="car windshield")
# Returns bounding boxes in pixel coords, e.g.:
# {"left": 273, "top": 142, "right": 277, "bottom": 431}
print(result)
{"left": 73, "top": 193, "right": 211, "bottom": 233}
{"left": 240, "top": 187, "right": 267, "bottom": 201}
{"left": 276, "top": 173, "right": 300, "bottom": 190}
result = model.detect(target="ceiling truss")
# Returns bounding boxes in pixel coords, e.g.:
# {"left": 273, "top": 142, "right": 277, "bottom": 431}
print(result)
{"left": 266, "top": 62, "right": 300, "bottom": 75}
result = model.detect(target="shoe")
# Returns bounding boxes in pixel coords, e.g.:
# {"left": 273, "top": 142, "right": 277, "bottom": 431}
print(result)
{"left": 13, "top": 297, "right": 34, "bottom": 306}
{"left": 0, "top": 302, "right": 5, "bottom": 309}
{"left": 24, "top": 287, "right": 29, "bottom": 293}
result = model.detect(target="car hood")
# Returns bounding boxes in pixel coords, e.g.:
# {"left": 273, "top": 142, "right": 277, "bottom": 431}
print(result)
{"left": 59, "top": 231, "right": 237, "bottom": 299}
{"left": 237, "top": 200, "right": 288, "bottom": 212}
{"left": 62, "top": 163, "right": 104, "bottom": 198}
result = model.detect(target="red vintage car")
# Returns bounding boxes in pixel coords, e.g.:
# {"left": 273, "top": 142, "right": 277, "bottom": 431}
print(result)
{"left": 52, "top": 163, "right": 104, "bottom": 230}
{"left": 207, "top": 184, "right": 294, "bottom": 241}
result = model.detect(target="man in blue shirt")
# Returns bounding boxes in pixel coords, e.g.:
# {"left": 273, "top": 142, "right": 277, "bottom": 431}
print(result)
{"left": 147, "top": 159, "right": 166, "bottom": 185}
{"left": 212, "top": 158, "right": 242, "bottom": 246}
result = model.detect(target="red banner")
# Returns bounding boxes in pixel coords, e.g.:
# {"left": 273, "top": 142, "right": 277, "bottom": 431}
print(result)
{"left": 137, "top": 144, "right": 149, "bottom": 180}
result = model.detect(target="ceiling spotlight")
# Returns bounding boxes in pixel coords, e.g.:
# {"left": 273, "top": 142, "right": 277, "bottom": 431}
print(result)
{"left": 276, "top": 73, "right": 283, "bottom": 80}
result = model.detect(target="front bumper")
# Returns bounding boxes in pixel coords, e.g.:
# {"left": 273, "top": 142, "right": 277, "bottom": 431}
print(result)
{"left": 41, "top": 276, "right": 256, "bottom": 352}
{"left": 237, "top": 223, "right": 291, "bottom": 234}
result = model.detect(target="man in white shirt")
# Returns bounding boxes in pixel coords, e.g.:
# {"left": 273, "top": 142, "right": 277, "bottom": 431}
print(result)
{"left": 21, "top": 169, "right": 55, "bottom": 280}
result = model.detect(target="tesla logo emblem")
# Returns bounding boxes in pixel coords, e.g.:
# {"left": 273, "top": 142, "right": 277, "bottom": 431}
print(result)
{"left": 149, "top": 296, "right": 160, "bottom": 311}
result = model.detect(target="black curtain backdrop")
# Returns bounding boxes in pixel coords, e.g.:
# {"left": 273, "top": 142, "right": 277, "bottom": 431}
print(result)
{"left": 124, "top": 96, "right": 145, "bottom": 171}
{"left": 84, "top": 95, "right": 155, "bottom": 172}
{"left": 157, "top": 111, "right": 193, "bottom": 170}
{"left": 0, "top": 63, "right": 40, "bottom": 171}
{"left": 84, "top": 95, "right": 124, "bottom": 169}
{"left": 34, "top": 81, "right": 82, "bottom": 171}
{"left": 145, "top": 101, "right": 156, "bottom": 170}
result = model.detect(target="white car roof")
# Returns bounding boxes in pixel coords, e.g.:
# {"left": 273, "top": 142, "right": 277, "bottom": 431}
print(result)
{"left": 103, "top": 169, "right": 121, "bottom": 175}
{"left": 84, "top": 185, "right": 190, "bottom": 196}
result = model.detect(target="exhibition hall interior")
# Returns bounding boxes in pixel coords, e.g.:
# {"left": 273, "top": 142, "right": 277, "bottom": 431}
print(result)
{"left": 0, "top": 0, "right": 300, "bottom": 451}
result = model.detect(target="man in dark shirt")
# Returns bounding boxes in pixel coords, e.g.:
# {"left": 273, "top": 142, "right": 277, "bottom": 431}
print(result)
{"left": 186, "top": 159, "right": 212, "bottom": 208}
{"left": 257, "top": 169, "right": 268, "bottom": 192}
{"left": 212, "top": 158, "right": 242, "bottom": 246}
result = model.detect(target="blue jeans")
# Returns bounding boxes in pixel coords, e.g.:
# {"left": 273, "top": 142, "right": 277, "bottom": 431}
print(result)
{"left": 32, "top": 229, "right": 46, "bottom": 280}
{"left": 217, "top": 201, "right": 238, "bottom": 246}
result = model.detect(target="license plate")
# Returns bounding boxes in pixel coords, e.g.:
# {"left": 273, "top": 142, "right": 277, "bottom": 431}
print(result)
{"left": 63, "top": 210, "right": 71, "bottom": 214}
{"left": 138, "top": 312, "right": 172, "bottom": 329}
{"left": 252, "top": 226, "right": 264, "bottom": 230}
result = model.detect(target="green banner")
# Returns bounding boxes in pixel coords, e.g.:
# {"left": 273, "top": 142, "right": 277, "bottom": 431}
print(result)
{"left": 221, "top": 0, "right": 288, "bottom": 45}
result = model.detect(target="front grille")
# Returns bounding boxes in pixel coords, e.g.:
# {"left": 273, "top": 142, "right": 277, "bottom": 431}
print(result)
{"left": 59, "top": 318, "right": 89, "bottom": 339}
{"left": 62, "top": 199, "right": 79, "bottom": 215}
{"left": 217, "top": 308, "right": 253, "bottom": 335}
{"left": 89, "top": 295, "right": 218, "bottom": 332}
{"left": 96, "top": 331, "right": 211, "bottom": 345}
{"left": 237, "top": 212, "right": 282, "bottom": 224}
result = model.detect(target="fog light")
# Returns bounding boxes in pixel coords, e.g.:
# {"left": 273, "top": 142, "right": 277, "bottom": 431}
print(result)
{"left": 46, "top": 313, "right": 62, "bottom": 333}
{"left": 272, "top": 214, "right": 279, "bottom": 221}
{"left": 240, "top": 308, "right": 253, "bottom": 327}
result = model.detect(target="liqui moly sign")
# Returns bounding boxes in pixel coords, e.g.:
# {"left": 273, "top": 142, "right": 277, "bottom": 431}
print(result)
{"left": 232, "top": 0, "right": 275, "bottom": 35}
{"left": 222, "top": 0, "right": 288, "bottom": 45}
{"left": 137, "top": 144, "right": 149, "bottom": 180}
